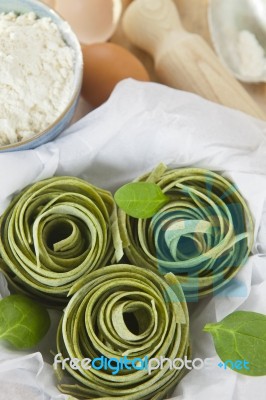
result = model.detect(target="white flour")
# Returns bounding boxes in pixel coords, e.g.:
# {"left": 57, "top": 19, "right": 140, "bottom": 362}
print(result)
{"left": 237, "top": 30, "right": 266, "bottom": 79}
{"left": 0, "top": 12, "right": 75, "bottom": 146}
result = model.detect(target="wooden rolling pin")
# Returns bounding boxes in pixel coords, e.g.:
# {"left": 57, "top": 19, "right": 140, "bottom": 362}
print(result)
{"left": 123, "top": 0, "right": 266, "bottom": 120}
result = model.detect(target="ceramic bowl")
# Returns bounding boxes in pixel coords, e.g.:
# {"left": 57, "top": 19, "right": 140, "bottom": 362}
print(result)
{"left": 0, "top": 0, "right": 83, "bottom": 152}
{"left": 209, "top": 0, "right": 266, "bottom": 83}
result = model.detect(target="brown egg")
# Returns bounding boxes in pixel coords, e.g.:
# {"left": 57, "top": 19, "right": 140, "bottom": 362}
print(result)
{"left": 55, "top": 0, "right": 122, "bottom": 45}
{"left": 81, "top": 43, "right": 150, "bottom": 108}
{"left": 41, "top": 0, "right": 56, "bottom": 8}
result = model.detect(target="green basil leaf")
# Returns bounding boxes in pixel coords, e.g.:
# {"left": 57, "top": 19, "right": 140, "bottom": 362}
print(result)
{"left": 0, "top": 294, "right": 50, "bottom": 349}
{"left": 114, "top": 182, "right": 169, "bottom": 218}
{"left": 204, "top": 311, "right": 266, "bottom": 376}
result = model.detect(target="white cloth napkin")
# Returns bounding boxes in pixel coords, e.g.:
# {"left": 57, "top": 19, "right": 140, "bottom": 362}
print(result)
{"left": 0, "top": 79, "right": 265, "bottom": 399}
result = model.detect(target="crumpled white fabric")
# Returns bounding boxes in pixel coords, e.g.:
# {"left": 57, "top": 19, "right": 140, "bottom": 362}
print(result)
{"left": 0, "top": 79, "right": 265, "bottom": 399}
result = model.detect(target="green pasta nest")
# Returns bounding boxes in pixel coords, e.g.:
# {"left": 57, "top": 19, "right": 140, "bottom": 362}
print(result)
{"left": 118, "top": 164, "right": 254, "bottom": 300}
{"left": 56, "top": 264, "right": 190, "bottom": 400}
{"left": 0, "top": 177, "right": 121, "bottom": 305}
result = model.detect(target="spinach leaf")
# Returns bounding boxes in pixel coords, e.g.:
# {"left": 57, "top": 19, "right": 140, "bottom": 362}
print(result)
{"left": 0, "top": 294, "right": 50, "bottom": 349}
{"left": 114, "top": 182, "right": 169, "bottom": 218}
{"left": 204, "top": 311, "right": 266, "bottom": 376}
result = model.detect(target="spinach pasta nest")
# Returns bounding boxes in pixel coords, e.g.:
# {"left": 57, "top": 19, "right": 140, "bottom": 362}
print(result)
{"left": 56, "top": 264, "right": 190, "bottom": 400}
{"left": 118, "top": 164, "right": 254, "bottom": 300}
{"left": 0, "top": 177, "right": 121, "bottom": 304}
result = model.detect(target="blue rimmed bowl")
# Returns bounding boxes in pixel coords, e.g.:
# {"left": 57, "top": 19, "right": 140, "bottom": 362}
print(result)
{"left": 0, "top": 0, "right": 83, "bottom": 152}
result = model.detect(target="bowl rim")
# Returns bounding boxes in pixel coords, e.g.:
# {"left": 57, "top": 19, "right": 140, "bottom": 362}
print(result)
{"left": 0, "top": 0, "right": 84, "bottom": 151}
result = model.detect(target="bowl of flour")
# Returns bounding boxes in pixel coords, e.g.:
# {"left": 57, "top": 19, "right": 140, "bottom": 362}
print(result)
{"left": 0, "top": 0, "right": 83, "bottom": 152}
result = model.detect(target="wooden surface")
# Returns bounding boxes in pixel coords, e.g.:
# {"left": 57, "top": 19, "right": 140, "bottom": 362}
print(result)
{"left": 111, "top": 0, "right": 266, "bottom": 114}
